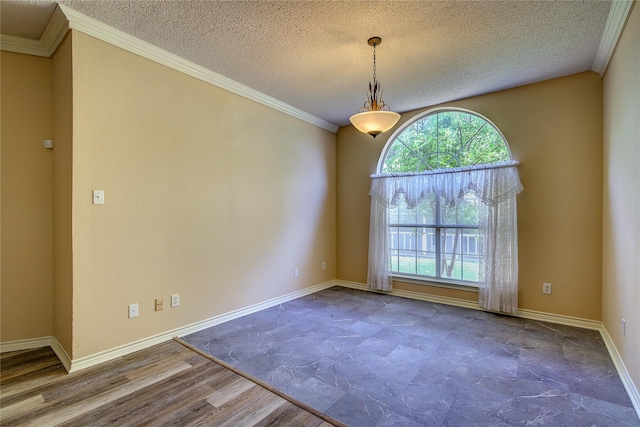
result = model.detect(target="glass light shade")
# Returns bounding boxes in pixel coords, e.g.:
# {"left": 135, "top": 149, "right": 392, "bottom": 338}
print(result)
{"left": 350, "top": 111, "right": 401, "bottom": 138}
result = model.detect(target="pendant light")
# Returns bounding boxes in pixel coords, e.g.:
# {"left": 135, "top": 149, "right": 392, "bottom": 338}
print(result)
{"left": 349, "top": 37, "right": 400, "bottom": 138}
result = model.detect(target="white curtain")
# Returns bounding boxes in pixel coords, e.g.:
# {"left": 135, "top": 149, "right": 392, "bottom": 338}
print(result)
{"left": 368, "top": 195, "right": 392, "bottom": 291}
{"left": 368, "top": 161, "right": 524, "bottom": 313}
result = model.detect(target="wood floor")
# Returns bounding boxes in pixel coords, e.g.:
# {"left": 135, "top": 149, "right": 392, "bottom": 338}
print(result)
{"left": 0, "top": 340, "right": 340, "bottom": 426}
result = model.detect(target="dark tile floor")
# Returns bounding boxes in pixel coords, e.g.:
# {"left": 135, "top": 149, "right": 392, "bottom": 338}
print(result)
{"left": 183, "top": 286, "right": 640, "bottom": 426}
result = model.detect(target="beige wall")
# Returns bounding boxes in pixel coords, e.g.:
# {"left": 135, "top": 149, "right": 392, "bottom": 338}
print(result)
{"left": 337, "top": 71, "right": 603, "bottom": 320}
{"left": 51, "top": 34, "right": 74, "bottom": 353}
{"left": 1, "top": 52, "right": 54, "bottom": 341}
{"left": 0, "top": 20, "right": 617, "bottom": 370}
{"left": 603, "top": 3, "right": 639, "bottom": 392}
{"left": 69, "top": 32, "right": 336, "bottom": 358}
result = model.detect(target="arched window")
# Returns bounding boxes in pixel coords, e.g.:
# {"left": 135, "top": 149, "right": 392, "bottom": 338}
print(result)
{"left": 379, "top": 109, "right": 511, "bottom": 173}
{"left": 368, "top": 108, "right": 523, "bottom": 314}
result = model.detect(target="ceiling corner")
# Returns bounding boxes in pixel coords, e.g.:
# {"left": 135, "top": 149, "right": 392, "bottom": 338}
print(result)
{"left": 42, "top": 5, "right": 71, "bottom": 56}
{"left": 1, "top": 5, "right": 68, "bottom": 57}
{"left": 592, "top": 0, "right": 635, "bottom": 76}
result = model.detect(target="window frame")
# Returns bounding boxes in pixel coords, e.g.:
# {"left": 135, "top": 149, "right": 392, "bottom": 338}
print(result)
{"left": 389, "top": 196, "right": 482, "bottom": 289}
{"left": 377, "top": 107, "right": 513, "bottom": 290}
{"left": 376, "top": 107, "right": 512, "bottom": 173}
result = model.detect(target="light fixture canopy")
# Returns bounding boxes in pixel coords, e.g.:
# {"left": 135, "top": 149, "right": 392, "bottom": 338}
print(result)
{"left": 350, "top": 37, "right": 400, "bottom": 138}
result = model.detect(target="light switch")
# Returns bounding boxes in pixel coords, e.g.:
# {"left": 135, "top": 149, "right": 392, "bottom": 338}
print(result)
{"left": 93, "top": 190, "right": 105, "bottom": 205}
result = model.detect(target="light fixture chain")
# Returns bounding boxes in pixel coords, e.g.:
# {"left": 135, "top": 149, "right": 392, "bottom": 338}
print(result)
{"left": 372, "top": 42, "right": 377, "bottom": 85}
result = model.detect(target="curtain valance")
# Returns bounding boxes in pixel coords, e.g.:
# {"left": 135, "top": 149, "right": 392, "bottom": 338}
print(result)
{"left": 369, "top": 161, "right": 523, "bottom": 209}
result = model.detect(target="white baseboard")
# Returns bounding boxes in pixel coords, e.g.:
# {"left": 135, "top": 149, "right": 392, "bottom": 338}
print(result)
{"left": 0, "top": 336, "right": 53, "bottom": 353}
{"left": 3, "top": 279, "right": 637, "bottom": 420}
{"left": 336, "top": 280, "right": 602, "bottom": 329}
{"left": 600, "top": 325, "right": 640, "bottom": 417}
{"left": 0, "top": 281, "right": 336, "bottom": 373}
{"left": 0, "top": 336, "right": 72, "bottom": 372}
{"left": 335, "top": 279, "right": 639, "bottom": 418}
{"left": 173, "top": 280, "right": 337, "bottom": 338}
{"left": 50, "top": 337, "right": 72, "bottom": 372}
{"left": 338, "top": 279, "right": 481, "bottom": 309}
{"left": 67, "top": 280, "right": 337, "bottom": 373}
{"left": 515, "top": 307, "right": 602, "bottom": 330}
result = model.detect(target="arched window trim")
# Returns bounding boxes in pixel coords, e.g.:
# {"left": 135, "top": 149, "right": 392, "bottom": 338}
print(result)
{"left": 376, "top": 107, "right": 514, "bottom": 174}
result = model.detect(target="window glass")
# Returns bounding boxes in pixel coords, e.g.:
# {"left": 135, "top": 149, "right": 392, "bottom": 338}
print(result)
{"left": 382, "top": 110, "right": 510, "bottom": 284}
{"left": 382, "top": 110, "right": 510, "bottom": 173}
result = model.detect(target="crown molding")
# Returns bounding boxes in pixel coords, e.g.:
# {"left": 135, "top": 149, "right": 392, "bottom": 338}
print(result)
{"left": 592, "top": 0, "right": 635, "bottom": 76}
{"left": 1, "top": 5, "right": 338, "bottom": 134}
{"left": 40, "top": 5, "right": 70, "bottom": 56}
{"left": 0, "top": 34, "right": 50, "bottom": 57}
{"left": 0, "top": 6, "right": 68, "bottom": 57}
{"left": 59, "top": 5, "right": 339, "bottom": 133}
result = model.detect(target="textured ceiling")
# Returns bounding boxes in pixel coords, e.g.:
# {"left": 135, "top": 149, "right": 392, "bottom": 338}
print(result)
{"left": 1, "top": 1, "right": 612, "bottom": 127}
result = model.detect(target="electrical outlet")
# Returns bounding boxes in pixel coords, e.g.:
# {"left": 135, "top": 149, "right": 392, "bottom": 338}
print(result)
{"left": 155, "top": 298, "right": 164, "bottom": 311}
{"left": 542, "top": 282, "right": 552, "bottom": 294}
{"left": 171, "top": 294, "right": 179, "bottom": 307}
{"left": 294, "top": 268, "right": 299, "bottom": 278}
{"left": 622, "top": 319, "right": 626, "bottom": 336}
{"left": 129, "top": 303, "right": 138, "bottom": 318}
{"left": 322, "top": 262, "right": 326, "bottom": 270}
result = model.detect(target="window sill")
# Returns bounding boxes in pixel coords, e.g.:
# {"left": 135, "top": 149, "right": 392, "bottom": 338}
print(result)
{"left": 391, "top": 274, "right": 479, "bottom": 293}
